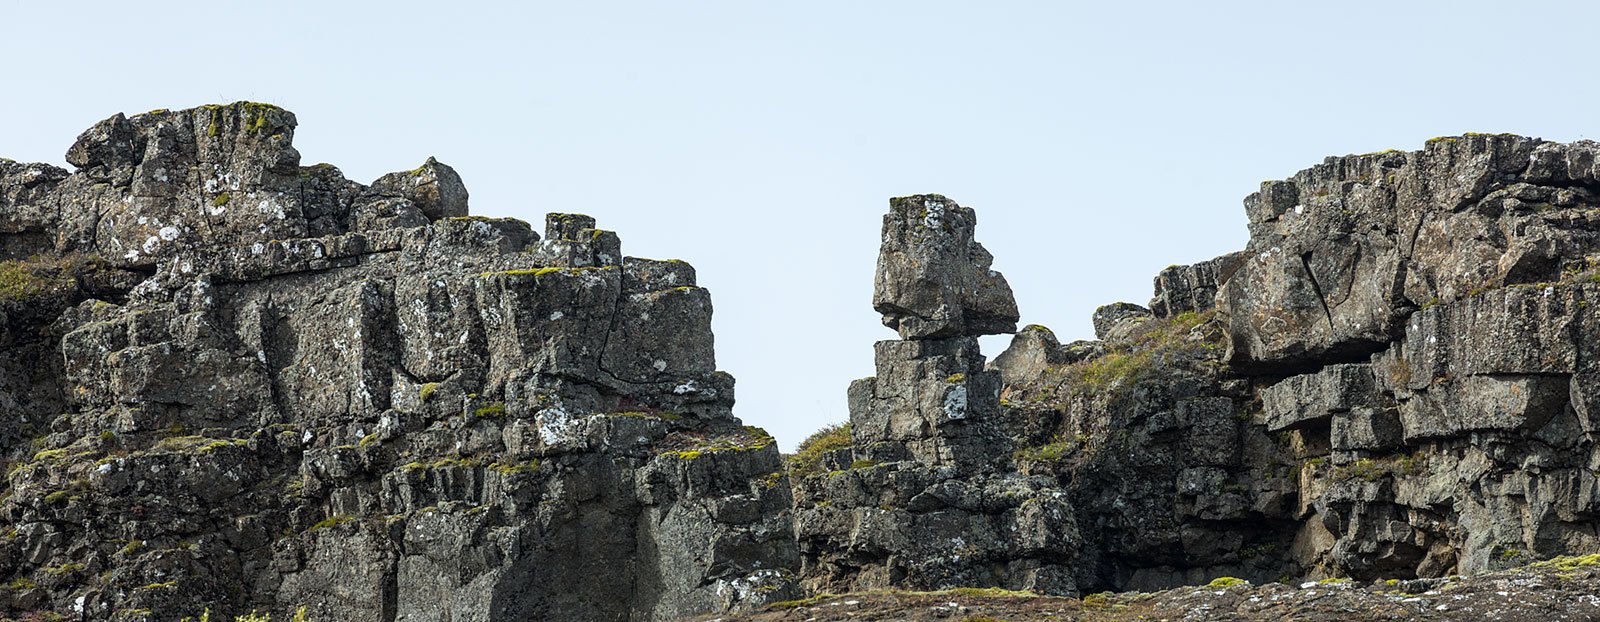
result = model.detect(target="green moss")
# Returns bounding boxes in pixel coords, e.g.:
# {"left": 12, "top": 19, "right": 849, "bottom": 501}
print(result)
{"left": 473, "top": 402, "right": 507, "bottom": 419}
{"left": 211, "top": 192, "right": 231, "bottom": 207}
{"left": 403, "top": 456, "right": 480, "bottom": 472}
{"left": 486, "top": 266, "right": 564, "bottom": 278}
{"left": 1531, "top": 553, "right": 1600, "bottom": 570}
{"left": 786, "top": 423, "right": 852, "bottom": 478}
{"left": 42, "top": 490, "right": 71, "bottom": 505}
{"left": 42, "top": 562, "right": 84, "bottom": 576}
{"left": 766, "top": 594, "right": 833, "bottom": 610}
{"left": 488, "top": 460, "right": 540, "bottom": 475}
{"left": 418, "top": 382, "right": 440, "bottom": 403}
{"left": 153, "top": 435, "right": 249, "bottom": 454}
{"left": 608, "top": 410, "right": 683, "bottom": 421}
{"left": 117, "top": 540, "right": 145, "bottom": 556}
{"left": 31, "top": 448, "right": 68, "bottom": 462}
{"left": 1079, "top": 350, "right": 1152, "bottom": 388}
{"left": 6, "top": 576, "right": 36, "bottom": 591}
{"left": 139, "top": 581, "right": 177, "bottom": 590}
{"left": 307, "top": 514, "right": 354, "bottom": 532}
{"left": 849, "top": 459, "right": 879, "bottom": 470}
{"left": 662, "top": 426, "right": 775, "bottom": 461}
{"left": 1332, "top": 453, "right": 1427, "bottom": 482}
{"left": 944, "top": 587, "right": 1036, "bottom": 597}
{"left": 1207, "top": 576, "right": 1247, "bottom": 588}
{"left": 357, "top": 434, "right": 379, "bottom": 448}
{"left": 0, "top": 256, "right": 84, "bottom": 305}
{"left": 945, "top": 373, "right": 966, "bottom": 383}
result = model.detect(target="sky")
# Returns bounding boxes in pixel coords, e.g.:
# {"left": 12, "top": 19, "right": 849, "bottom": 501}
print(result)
{"left": 3, "top": 1, "right": 1599, "bottom": 450}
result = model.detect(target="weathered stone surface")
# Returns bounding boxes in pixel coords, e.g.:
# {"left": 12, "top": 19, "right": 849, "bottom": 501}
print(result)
{"left": 1091, "top": 302, "right": 1152, "bottom": 342}
{"left": 989, "top": 324, "right": 1092, "bottom": 388}
{"left": 872, "top": 194, "right": 1018, "bottom": 339}
{"left": 1218, "top": 135, "right": 1600, "bottom": 372}
{"left": 1261, "top": 364, "right": 1383, "bottom": 432}
{"left": 1149, "top": 251, "right": 1250, "bottom": 318}
{"left": 0, "top": 103, "right": 796, "bottom": 621}
{"left": 797, "top": 134, "right": 1600, "bottom": 607}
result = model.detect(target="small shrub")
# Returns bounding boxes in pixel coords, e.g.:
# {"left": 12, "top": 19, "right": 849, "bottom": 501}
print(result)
{"left": 786, "top": 423, "right": 851, "bottom": 477}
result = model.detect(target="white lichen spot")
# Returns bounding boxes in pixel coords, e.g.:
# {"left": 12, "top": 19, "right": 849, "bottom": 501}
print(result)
{"left": 921, "top": 198, "right": 946, "bottom": 229}
{"left": 652, "top": 360, "right": 668, "bottom": 372}
{"left": 252, "top": 242, "right": 265, "bottom": 255}
{"left": 142, "top": 236, "right": 161, "bottom": 254}
{"left": 158, "top": 225, "right": 181, "bottom": 242}
{"left": 549, "top": 311, "right": 565, "bottom": 321}
{"left": 943, "top": 385, "right": 968, "bottom": 420}
{"left": 673, "top": 381, "right": 699, "bottom": 395}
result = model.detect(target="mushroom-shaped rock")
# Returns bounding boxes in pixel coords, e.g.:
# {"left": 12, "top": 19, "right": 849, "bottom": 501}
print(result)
{"left": 872, "top": 194, "right": 1019, "bottom": 339}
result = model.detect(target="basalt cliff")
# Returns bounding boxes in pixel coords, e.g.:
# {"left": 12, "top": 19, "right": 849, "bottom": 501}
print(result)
{"left": 2, "top": 106, "right": 1600, "bottom": 621}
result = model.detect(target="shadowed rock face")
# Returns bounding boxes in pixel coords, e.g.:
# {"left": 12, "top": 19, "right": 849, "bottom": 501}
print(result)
{"left": 0, "top": 103, "right": 798, "bottom": 621}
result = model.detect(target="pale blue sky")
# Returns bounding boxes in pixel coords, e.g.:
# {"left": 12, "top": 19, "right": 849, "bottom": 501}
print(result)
{"left": 4, "top": 1, "right": 1597, "bottom": 449}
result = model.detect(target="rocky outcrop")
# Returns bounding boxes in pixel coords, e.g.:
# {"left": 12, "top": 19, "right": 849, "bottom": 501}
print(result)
{"left": 0, "top": 103, "right": 797, "bottom": 621}
{"left": 8, "top": 104, "right": 1600, "bottom": 620}
{"left": 793, "top": 134, "right": 1600, "bottom": 600}
{"left": 792, "top": 195, "right": 1079, "bottom": 596}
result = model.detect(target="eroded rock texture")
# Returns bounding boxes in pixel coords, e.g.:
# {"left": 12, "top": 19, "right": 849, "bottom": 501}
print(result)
{"left": 793, "top": 135, "right": 1600, "bottom": 598}
{"left": 793, "top": 195, "right": 1079, "bottom": 596}
{"left": 0, "top": 103, "right": 797, "bottom": 621}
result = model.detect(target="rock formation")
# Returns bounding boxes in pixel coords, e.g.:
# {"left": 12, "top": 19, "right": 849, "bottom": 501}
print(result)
{"left": 0, "top": 103, "right": 797, "bottom": 621}
{"left": 790, "top": 135, "right": 1600, "bottom": 600}
{"left": 5, "top": 104, "right": 1600, "bottom": 621}
{"left": 791, "top": 195, "right": 1079, "bottom": 595}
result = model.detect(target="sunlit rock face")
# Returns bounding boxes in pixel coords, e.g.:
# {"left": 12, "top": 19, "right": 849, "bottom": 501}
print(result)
{"left": 0, "top": 102, "right": 798, "bottom": 621}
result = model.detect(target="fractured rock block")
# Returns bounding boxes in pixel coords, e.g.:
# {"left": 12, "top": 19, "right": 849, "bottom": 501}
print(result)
{"left": 1149, "top": 251, "right": 1250, "bottom": 318}
{"left": 271, "top": 279, "right": 397, "bottom": 423}
{"left": 474, "top": 265, "right": 621, "bottom": 390}
{"left": 1331, "top": 407, "right": 1403, "bottom": 452}
{"left": 1262, "top": 364, "right": 1381, "bottom": 432}
{"left": 849, "top": 338, "right": 998, "bottom": 443}
{"left": 1397, "top": 374, "right": 1570, "bottom": 441}
{"left": 872, "top": 194, "right": 1018, "bottom": 339}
